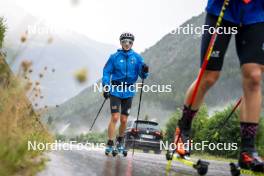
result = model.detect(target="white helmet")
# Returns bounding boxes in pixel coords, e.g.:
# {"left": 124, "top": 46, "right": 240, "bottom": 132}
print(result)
{"left": 119, "top": 32, "right": 135, "bottom": 42}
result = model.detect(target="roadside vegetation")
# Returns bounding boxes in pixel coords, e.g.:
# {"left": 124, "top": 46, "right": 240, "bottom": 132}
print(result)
{"left": 165, "top": 104, "right": 264, "bottom": 159}
{"left": 0, "top": 17, "right": 52, "bottom": 176}
{"left": 56, "top": 130, "right": 107, "bottom": 144}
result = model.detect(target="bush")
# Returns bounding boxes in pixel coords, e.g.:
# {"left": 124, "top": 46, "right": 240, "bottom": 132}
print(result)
{"left": 0, "top": 19, "right": 52, "bottom": 175}
{"left": 55, "top": 134, "right": 66, "bottom": 141}
{"left": 198, "top": 105, "right": 240, "bottom": 158}
{"left": 164, "top": 104, "right": 209, "bottom": 144}
{"left": 256, "top": 118, "right": 264, "bottom": 156}
{"left": 74, "top": 130, "right": 107, "bottom": 143}
{"left": 0, "top": 76, "right": 52, "bottom": 176}
{"left": 164, "top": 110, "right": 181, "bottom": 143}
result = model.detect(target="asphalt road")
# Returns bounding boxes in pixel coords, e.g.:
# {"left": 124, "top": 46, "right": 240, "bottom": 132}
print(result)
{"left": 38, "top": 147, "right": 233, "bottom": 176}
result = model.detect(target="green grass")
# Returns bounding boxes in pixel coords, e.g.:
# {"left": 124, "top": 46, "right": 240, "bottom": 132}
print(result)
{"left": 192, "top": 153, "right": 237, "bottom": 163}
{"left": 0, "top": 70, "right": 53, "bottom": 176}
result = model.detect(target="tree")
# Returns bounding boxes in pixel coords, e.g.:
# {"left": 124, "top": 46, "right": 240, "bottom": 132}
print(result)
{"left": 0, "top": 17, "right": 6, "bottom": 48}
{"left": 164, "top": 109, "right": 181, "bottom": 143}
{"left": 191, "top": 104, "right": 209, "bottom": 142}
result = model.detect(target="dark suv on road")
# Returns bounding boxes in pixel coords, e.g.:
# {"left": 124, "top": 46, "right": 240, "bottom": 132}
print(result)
{"left": 124, "top": 120, "right": 163, "bottom": 154}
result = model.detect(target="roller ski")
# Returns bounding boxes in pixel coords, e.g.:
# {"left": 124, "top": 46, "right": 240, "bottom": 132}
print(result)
{"left": 165, "top": 127, "right": 209, "bottom": 176}
{"left": 116, "top": 136, "right": 128, "bottom": 157}
{"left": 230, "top": 151, "right": 264, "bottom": 176}
{"left": 105, "top": 140, "right": 118, "bottom": 157}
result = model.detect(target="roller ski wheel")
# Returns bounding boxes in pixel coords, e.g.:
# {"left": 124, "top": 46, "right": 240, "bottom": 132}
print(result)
{"left": 232, "top": 151, "right": 264, "bottom": 175}
{"left": 105, "top": 140, "right": 116, "bottom": 156}
{"left": 193, "top": 160, "right": 209, "bottom": 176}
{"left": 105, "top": 147, "right": 113, "bottom": 156}
{"left": 118, "top": 148, "right": 128, "bottom": 157}
{"left": 112, "top": 149, "right": 118, "bottom": 157}
{"left": 115, "top": 136, "right": 127, "bottom": 157}
{"left": 230, "top": 163, "right": 241, "bottom": 176}
{"left": 105, "top": 145, "right": 117, "bottom": 157}
{"left": 117, "top": 145, "right": 128, "bottom": 157}
{"left": 230, "top": 162, "right": 264, "bottom": 176}
{"left": 166, "top": 150, "right": 173, "bottom": 161}
{"left": 167, "top": 151, "right": 209, "bottom": 176}
{"left": 123, "top": 150, "right": 128, "bottom": 157}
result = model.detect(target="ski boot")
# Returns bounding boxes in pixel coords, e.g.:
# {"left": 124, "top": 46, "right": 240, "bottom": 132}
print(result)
{"left": 239, "top": 151, "right": 264, "bottom": 172}
{"left": 168, "top": 105, "right": 197, "bottom": 158}
{"left": 176, "top": 127, "right": 190, "bottom": 157}
{"left": 166, "top": 121, "right": 209, "bottom": 175}
{"left": 166, "top": 126, "right": 190, "bottom": 161}
{"left": 230, "top": 151, "right": 264, "bottom": 176}
{"left": 105, "top": 140, "right": 118, "bottom": 157}
{"left": 166, "top": 127, "right": 209, "bottom": 176}
{"left": 166, "top": 116, "right": 191, "bottom": 160}
{"left": 116, "top": 136, "right": 128, "bottom": 157}
{"left": 175, "top": 117, "right": 192, "bottom": 157}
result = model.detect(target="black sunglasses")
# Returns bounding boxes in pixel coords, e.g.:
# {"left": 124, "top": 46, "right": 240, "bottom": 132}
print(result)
{"left": 121, "top": 39, "right": 133, "bottom": 45}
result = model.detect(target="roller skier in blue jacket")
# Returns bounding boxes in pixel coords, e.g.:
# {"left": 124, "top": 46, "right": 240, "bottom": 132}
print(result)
{"left": 102, "top": 32, "right": 149, "bottom": 155}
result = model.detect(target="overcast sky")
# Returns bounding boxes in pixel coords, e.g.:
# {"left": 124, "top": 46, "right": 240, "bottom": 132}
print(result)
{"left": 2, "top": 0, "right": 207, "bottom": 52}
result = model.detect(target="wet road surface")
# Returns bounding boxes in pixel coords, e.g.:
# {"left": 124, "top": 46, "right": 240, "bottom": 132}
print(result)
{"left": 38, "top": 147, "right": 233, "bottom": 176}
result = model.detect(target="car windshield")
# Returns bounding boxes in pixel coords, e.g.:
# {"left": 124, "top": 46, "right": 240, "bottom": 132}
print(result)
{"left": 133, "top": 121, "right": 159, "bottom": 130}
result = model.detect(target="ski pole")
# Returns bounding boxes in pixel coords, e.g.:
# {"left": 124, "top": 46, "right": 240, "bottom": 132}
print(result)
{"left": 172, "top": 0, "right": 231, "bottom": 155}
{"left": 89, "top": 98, "right": 107, "bottom": 131}
{"left": 132, "top": 79, "right": 144, "bottom": 156}
{"left": 212, "top": 97, "right": 242, "bottom": 139}
{"left": 218, "top": 97, "right": 242, "bottom": 129}
{"left": 188, "top": 0, "right": 230, "bottom": 108}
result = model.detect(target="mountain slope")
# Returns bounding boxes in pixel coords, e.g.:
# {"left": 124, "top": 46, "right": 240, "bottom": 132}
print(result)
{"left": 1, "top": 3, "right": 117, "bottom": 106}
{"left": 7, "top": 31, "right": 116, "bottom": 106}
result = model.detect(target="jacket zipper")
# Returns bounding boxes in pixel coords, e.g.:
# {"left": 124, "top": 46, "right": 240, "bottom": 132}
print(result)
{"left": 124, "top": 55, "right": 128, "bottom": 97}
{"left": 125, "top": 55, "right": 128, "bottom": 82}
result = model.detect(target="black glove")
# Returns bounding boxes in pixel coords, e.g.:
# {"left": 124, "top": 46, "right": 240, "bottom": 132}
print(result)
{"left": 103, "top": 86, "right": 110, "bottom": 99}
{"left": 142, "top": 64, "right": 149, "bottom": 74}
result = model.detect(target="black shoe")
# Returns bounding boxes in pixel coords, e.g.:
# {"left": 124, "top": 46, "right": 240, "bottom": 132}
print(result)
{"left": 116, "top": 136, "right": 124, "bottom": 147}
{"left": 176, "top": 119, "right": 191, "bottom": 156}
{"left": 105, "top": 140, "right": 115, "bottom": 155}
{"left": 107, "top": 139, "right": 114, "bottom": 146}
{"left": 239, "top": 151, "right": 264, "bottom": 172}
{"left": 116, "top": 136, "right": 127, "bottom": 152}
{"left": 178, "top": 118, "right": 191, "bottom": 142}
